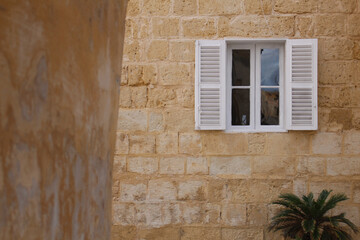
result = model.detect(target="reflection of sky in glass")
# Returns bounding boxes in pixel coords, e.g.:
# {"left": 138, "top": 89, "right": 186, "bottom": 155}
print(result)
{"left": 261, "top": 48, "right": 279, "bottom": 86}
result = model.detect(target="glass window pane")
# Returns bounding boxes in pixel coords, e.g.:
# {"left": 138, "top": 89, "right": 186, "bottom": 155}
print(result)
{"left": 261, "top": 48, "right": 279, "bottom": 86}
{"left": 261, "top": 88, "right": 279, "bottom": 125}
{"left": 232, "top": 89, "right": 250, "bottom": 126}
{"left": 232, "top": 50, "right": 250, "bottom": 86}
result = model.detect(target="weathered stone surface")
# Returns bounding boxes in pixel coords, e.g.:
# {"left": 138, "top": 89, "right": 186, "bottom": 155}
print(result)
{"left": 295, "top": 16, "right": 315, "bottom": 37}
{"left": 253, "top": 156, "right": 296, "bottom": 176}
{"left": 173, "top": 0, "right": 197, "bottom": 15}
{"left": 221, "top": 204, "right": 246, "bottom": 226}
{"left": 159, "top": 157, "right": 185, "bottom": 174}
{"left": 178, "top": 180, "right": 206, "bottom": 200}
{"left": 348, "top": 15, "right": 360, "bottom": 36}
{"left": 244, "top": 0, "right": 272, "bottom": 14}
{"left": 113, "top": 155, "right": 127, "bottom": 178}
{"left": 164, "top": 109, "right": 194, "bottom": 132}
{"left": 149, "top": 110, "right": 164, "bottom": 132}
{"left": 127, "top": 64, "right": 157, "bottom": 86}
{"left": 210, "top": 156, "right": 251, "bottom": 176}
{"left": 152, "top": 18, "right": 180, "bottom": 38}
{"left": 314, "top": 15, "right": 346, "bottom": 36}
{"left": 118, "top": 109, "right": 147, "bottom": 131}
{"left": 274, "top": 0, "right": 317, "bottom": 13}
{"left": 319, "top": 38, "right": 354, "bottom": 60}
{"left": 169, "top": 41, "right": 195, "bottom": 62}
{"left": 309, "top": 182, "right": 352, "bottom": 197}
{"left": 248, "top": 133, "right": 266, "bottom": 154}
{"left": 147, "top": 40, "right": 169, "bottom": 60}
{"left": 113, "top": 203, "right": 136, "bottom": 225}
{"left": 186, "top": 157, "right": 208, "bottom": 174}
{"left": 327, "top": 157, "right": 360, "bottom": 176}
{"left": 135, "top": 203, "right": 163, "bottom": 226}
{"left": 179, "top": 133, "right": 202, "bottom": 155}
{"left": 247, "top": 180, "right": 292, "bottom": 203}
{"left": 111, "top": 225, "right": 137, "bottom": 240}
{"left": 129, "top": 134, "right": 155, "bottom": 154}
{"left": 128, "top": 157, "right": 158, "bottom": 174}
{"left": 138, "top": 227, "right": 180, "bottom": 239}
{"left": 116, "top": 132, "right": 129, "bottom": 154}
{"left": 120, "top": 182, "right": 147, "bottom": 202}
{"left": 247, "top": 204, "right": 268, "bottom": 226}
{"left": 297, "top": 157, "right": 326, "bottom": 175}
{"left": 267, "top": 133, "right": 310, "bottom": 155}
{"left": 344, "top": 131, "right": 360, "bottom": 154}
{"left": 182, "top": 18, "right": 217, "bottom": 38}
{"left": 354, "top": 183, "right": 360, "bottom": 203}
{"left": 222, "top": 228, "right": 263, "bottom": 240}
{"left": 148, "top": 180, "right": 177, "bottom": 200}
{"left": 180, "top": 227, "right": 221, "bottom": 240}
{"left": 318, "top": 61, "right": 356, "bottom": 85}
{"left": 143, "top": 0, "right": 171, "bottom": 16}
{"left": 318, "top": 0, "right": 357, "bottom": 13}
{"left": 219, "top": 16, "right": 295, "bottom": 37}
{"left": 158, "top": 63, "right": 191, "bottom": 85}
{"left": 202, "top": 133, "right": 248, "bottom": 155}
{"left": 156, "top": 133, "right": 178, "bottom": 154}
{"left": 312, "top": 133, "right": 342, "bottom": 154}
{"left": 199, "top": 0, "right": 243, "bottom": 15}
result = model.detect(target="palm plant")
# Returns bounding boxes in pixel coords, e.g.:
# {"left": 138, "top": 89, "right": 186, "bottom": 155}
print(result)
{"left": 269, "top": 190, "right": 358, "bottom": 240}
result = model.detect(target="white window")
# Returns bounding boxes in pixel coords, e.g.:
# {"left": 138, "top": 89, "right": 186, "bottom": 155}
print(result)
{"left": 195, "top": 39, "right": 318, "bottom": 132}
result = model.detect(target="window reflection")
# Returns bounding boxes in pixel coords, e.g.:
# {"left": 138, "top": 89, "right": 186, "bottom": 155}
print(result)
{"left": 261, "top": 48, "right": 279, "bottom": 86}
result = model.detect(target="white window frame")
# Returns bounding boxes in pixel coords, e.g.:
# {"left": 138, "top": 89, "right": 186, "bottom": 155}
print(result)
{"left": 226, "top": 40, "right": 286, "bottom": 132}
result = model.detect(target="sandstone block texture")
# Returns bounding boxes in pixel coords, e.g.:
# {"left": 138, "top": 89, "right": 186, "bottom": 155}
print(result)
{"left": 114, "top": 0, "right": 360, "bottom": 239}
{"left": 0, "top": 1, "right": 128, "bottom": 240}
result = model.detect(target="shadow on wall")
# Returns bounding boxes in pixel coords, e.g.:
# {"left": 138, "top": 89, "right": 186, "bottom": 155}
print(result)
{"left": 0, "top": 1, "right": 127, "bottom": 239}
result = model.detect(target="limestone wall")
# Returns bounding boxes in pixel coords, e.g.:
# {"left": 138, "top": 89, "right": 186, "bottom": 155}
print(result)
{"left": 0, "top": 1, "right": 127, "bottom": 239}
{"left": 113, "top": 0, "right": 360, "bottom": 239}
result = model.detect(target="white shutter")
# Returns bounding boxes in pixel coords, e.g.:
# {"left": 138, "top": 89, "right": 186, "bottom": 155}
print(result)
{"left": 285, "top": 39, "right": 318, "bottom": 130}
{"left": 195, "top": 40, "right": 226, "bottom": 130}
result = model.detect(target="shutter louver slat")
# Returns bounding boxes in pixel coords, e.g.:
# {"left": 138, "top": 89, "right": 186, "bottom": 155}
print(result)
{"left": 195, "top": 40, "right": 225, "bottom": 130}
{"left": 286, "top": 39, "right": 318, "bottom": 130}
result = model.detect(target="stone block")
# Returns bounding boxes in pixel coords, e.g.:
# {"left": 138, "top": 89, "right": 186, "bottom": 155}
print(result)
{"left": 143, "top": 0, "right": 171, "bottom": 16}
{"left": 309, "top": 181, "right": 352, "bottom": 198}
{"left": 253, "top": 156, "right": 296, "bottom": 176}
{"left": 120, "top": 182, "right": 147, "bottom": 202}
{"left": 182, "top": 18, "right": 217, "bottom": 38}
{"left": 158, "top": 63, "right": 191, "bottom": 85}
{"left": 247, "top": 180, "right": 292, "bottom": 203}
{"left": 113, "top": 203, "right": 136, "bottom": 225}
{"left": 118, "top": 109, "right": 147, "bottom": 131}
{"left": 248, "top": 133, "right": 266, "bottom": 154}
{"left": 119, "top": 86, "right": 131, "bottom": 108}
{"left": 147, "top": 40, "right": 168, "bottom": 61}
{"left": 148, "top": 180, "right": 177, "bottom": 200}
{"left": 125, "top": 18, "right": 151, "bottom": 40}
{"left": 274, "top": 0, "right": 317, "bottom": 13}
{"left": 152, "top": 17, "right": 180, "bottom": 38}
{"left": 187, "top": 157, "right": 208, "bottom": 174}
{"left": 179, "top": 133, "right": 202, "bottom": 155}
{"left": 333, "top": 206, "right": 360, "bottom": 226}
{"left": 226, "top": 179, "right": 248, "bottom": 203}
{"left": 178, "top": 180, "right": 207, "bottom": 200}
{"left": 123, "top": 40, "right": 142, "bottom": 62}
{"left": 199, "top": 0, "right": 243, "bottom": 15}
{"left": 318, "top": 86, "right": 352, "bottom": 108}
{"left": 130, "top": 86, "right": 147, "bottom": 108}
{"left": 128, "top": 157, "right": 158, "bottom": 174}
{"left": 182, "top": 203, "right": 220, "bottom": 224}
{"left": 221, "top": 204, "right": 246, "bottom": 226}
{"left": 169, "top": 40, "right": 195, "bottom": 62}
{"left": 314, "top": 15, "right": 346, "bottom": 36}
{"left": 163, "top": 203, "right": 182, "bottom": 225}
{"left": 218, "top": 16, "right": 295, "bottom": 38}
{"left": 327, "top": 157, "right": 360, "bottom": 176}
{"left": 202, "top": 133, "right": 248, "bottom": 155}
{"left": 221, "top": 228, "right": 263, "bottom": 240}
{"left": 129, "top": 134, "right": 155, "bottom": 154}
{"left": 318, "top": 0, "right": 357, "bottom": 13}
{"left": 354, "top": 183, "right": 360, "bottom": 203}
{"left": 127, "top": 64, "right": 156, "bottom": 86}
{"left": 113, "top": 155, "right": 126, "bottom": 178}
{"left": 297, "top": 157, "right": 326, "bottom": 175}
{"left": 344, "top": 131, "right": 360, "bottom": 154}
{"left": 135, "top": 203, "right": 163, "bottom": 227}
{"left": 208, "top": 179, "right": 227, "bottom": 202}
{"left": 209, "top": 156, "right": 251, "bottom": 176}
{"left": 149, "top": 111, "right": 164, "bottom": 132}
{"left": 295, "top": 16, "right": 314, "bottom": 37}
{"left": 138, "top": 227, "right": 180, "bottom": 240}
{"left": 246, "top": 204, "right": 268, "bottom": 226}
{"left": 164, "top": 109, "right": 194, "bottom": 132}
{"left": 180, "top": 227, "right": 221, "bottom": 240}
{"left": 318, "top": 61, "right": 356, "bottom": 85}
{"left": 293, "top": 178, "right": 307, "bottom": 196}
{"left": 312, "top": 133, "right": 342, "bottom": 154}
{"left": 148, "top": 86, "right": 177, "bottom": 108}
{"left": 159, "top": 157, "right": 185, "bottom": 174}
{"left": 173, "top": 0, "right": 197, "bottom": 15}
{"left": 156, "top": 133, "right": 178, "bottom": 154}
{"left": 319, "top": 38, "right": 354, "bottom": 60}
{"left": 244, "top": 0, "right": 272, "bottom": 14}
{"left": 111, "top": 226, "right": 137, "bottom": 240}
{"left": 176, "top": 86, "right": 194, "bottom": 108}
{"left": 266, "top": 133, "right": 310, "bottom": 155}
{"left": 349, "top": 15, "right": 360, "bottom": 36}
{"left": 115, "top": 132, "right": 129, "bottom": 154}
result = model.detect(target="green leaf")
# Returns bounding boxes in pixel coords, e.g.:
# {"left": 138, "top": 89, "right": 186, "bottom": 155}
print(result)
{"left": 302, "top": 219, "right": 315, "bottom": 233}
